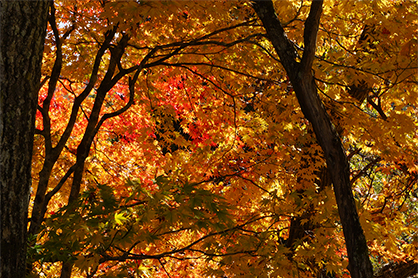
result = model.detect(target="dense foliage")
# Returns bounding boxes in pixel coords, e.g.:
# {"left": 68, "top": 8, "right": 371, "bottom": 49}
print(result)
{"left": 28, "top": 1, "right": 417, "bottom": 277}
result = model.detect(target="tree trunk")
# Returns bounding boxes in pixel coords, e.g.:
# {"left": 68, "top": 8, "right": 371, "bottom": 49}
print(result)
{"left": 60, "top": 262, "right": 73, "bottom": 278}
{"left": 252, "top": 1, "right": 374, "bottom": 277}
{"left": 0, "top": 1, "right": 49, "bottom": 277}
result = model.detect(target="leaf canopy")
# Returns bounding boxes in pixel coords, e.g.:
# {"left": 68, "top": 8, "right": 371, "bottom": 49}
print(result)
{"left": 29, "top": 0, "right": 417, "bottom": 277}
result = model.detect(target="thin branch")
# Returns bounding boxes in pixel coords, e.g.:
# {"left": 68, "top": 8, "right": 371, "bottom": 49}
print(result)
{"left": 282, "top": 0, "right": 305, "bottom": 27}
{"left": 163, "top": 64, "right": 239, "bottom": 131}
{"left": 93, "top": 69, "right": 141, "bottom": 137}
{"left": 350, "top": 157, "right": 381, "bottom": 185}
{"left": 98, "top": 215, "right": 270, "bottom": 264}
{"left": 158, "top": 259, "right": 172, "bottom": 278}
{"left": 44, "top": 164, "right": 77, "bottom": 204}
{"left": 157, "top": 61, "right": 274, "bottom": 83}
{"left": 143, "top": 34, "right": 264, "bottom": 69}
{"left": 37, "top": 75, "right": 50, "bottom": 92}
{"left": 238, "top": 176, "right": 269, "bottom": 194}
{"left": 128, "top": 20, "right": 258, "bottom": 52}
{"left": 367, "top": 95, "right": 388, "bottom": 121}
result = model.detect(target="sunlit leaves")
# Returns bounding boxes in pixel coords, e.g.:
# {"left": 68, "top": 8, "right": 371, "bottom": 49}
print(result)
{"left": 30, "top": 0, "right": 418, "bottom": 277}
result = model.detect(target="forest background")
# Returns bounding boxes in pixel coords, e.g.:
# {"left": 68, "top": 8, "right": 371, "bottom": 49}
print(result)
{"left": 1, "top": 1, "right": 417, "bottom": 278}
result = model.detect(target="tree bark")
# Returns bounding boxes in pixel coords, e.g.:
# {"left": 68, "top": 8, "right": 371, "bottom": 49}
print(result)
{"left": 0, "top": 1, "right": 50, "bottom": 277}
{"left": 252, "top": 1, "right": 374, "bottom": 277}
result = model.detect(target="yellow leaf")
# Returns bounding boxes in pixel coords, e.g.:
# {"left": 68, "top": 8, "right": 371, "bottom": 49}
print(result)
{"left": 114, "top": 212, "right": 127, "bottom": 225}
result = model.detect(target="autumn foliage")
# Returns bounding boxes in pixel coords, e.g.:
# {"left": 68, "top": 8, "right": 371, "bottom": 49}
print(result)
{"left": 28, "top": 1, "right": 417, "bottom": 277}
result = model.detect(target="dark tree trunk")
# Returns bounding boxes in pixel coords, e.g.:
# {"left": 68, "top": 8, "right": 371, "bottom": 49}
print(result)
{"left": 252, "top": 1, "right": 374, "bottom": 277}
{"left": 0, "top": 1, "right": 50, "bottom": 277}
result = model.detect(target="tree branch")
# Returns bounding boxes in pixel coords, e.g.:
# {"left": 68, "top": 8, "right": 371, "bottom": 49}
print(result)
{"left": 94, "top": 68, "right": 141, "bottom": 136}
{"left": 99, "top": 215, "right": 269, "bottom": 264}
{"left": 374, "top": 260, "right": 418, "bottom": 278}
{"left": 251, "top": 1, "right": 299, "bottom": 78}
{"left": 351, "top": 156, "right": 381, "bottom": 185}
{"left": 300, "top": 0, "right": 323, "bottom": 74}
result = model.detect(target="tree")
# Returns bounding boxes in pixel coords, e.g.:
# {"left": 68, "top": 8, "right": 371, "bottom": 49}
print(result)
{"left": 252, "top": 1, "right": 417, "bottom": 277}
{"left": 27, "top": 1, "right": 417, "bottom": 277}
{"left": 251, "top": 1, "right": 374, "bottom": 276}
{"left": 0, "top": 1, "right": 50, "bottom": 277}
